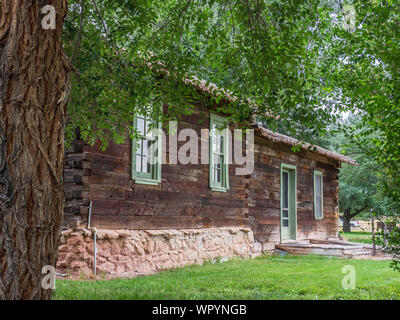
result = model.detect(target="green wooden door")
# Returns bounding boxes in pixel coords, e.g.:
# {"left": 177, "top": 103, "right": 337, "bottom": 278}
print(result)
{"left": 281, "top": 164, "right": 297, "bottom": 241}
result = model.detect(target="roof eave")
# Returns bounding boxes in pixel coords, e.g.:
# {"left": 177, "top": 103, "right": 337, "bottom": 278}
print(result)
{"left": 253, "top": 125, "right": 358, "bottom": 166}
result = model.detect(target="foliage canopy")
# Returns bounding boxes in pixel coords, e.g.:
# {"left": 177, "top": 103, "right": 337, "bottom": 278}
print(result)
{"left": 63, "top": 0, "right": 400, "bottom": 213}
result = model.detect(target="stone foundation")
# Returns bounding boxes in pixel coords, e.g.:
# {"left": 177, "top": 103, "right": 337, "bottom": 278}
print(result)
{"left": 57, "top": 227, "right": 262, "bottom": 277}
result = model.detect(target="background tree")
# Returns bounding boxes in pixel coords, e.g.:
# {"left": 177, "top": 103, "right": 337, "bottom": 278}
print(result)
{"left": 323, "top": 0, "right": 400, "bottom": 207}
{"left": 319, "top": 116, "right": 398, "bottom": 232}
{"left": 334, "top": 118, "right": 385, "bottom": 232}
{"left": 325, "top": 0, "right": 400, "bottom": 270}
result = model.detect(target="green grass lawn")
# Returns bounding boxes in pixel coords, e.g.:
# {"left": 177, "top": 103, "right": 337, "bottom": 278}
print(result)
{"left": 54, "top": 254, "right": 400, "bottom": 300}
{"left": 343, "top": 231, "right": 373, "bottom": 244}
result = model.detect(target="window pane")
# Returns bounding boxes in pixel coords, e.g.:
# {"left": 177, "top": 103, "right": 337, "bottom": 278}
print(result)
{"left": 218, "top": 137, "right": 223, "bottom": 153}
{"left": 283, "top": 219, "right": 289, "bottom": 227}
{"left": 145, "top": 118, "right": 154, "bottom": 135}
{"left": 136, "top": 155, "right": 142, "bottom": 172}
{"left": 145, "top": 156, "right": 151, "bottom": 173}
{"left": 212, "top": 136, "right": 217, "bottom": 153}
{"left": 316, "top": 197, "right": 322, "bottom": 218}
{"left": 315, "top": 174, "right": 323, "bottom": 218}
{"left": 214, "top": 167, "right": 220, "bottom": 183}
{"left": 210, "top": 116, "right": 228, "bottom": 190}
{"left": 142, "top": 140, "right": 148, "bottom": 156}
{"left": 213, "top": 155, "right": 221, "bottom": 183}
{"left": 136, "top": 139, "right": 143, "bottom": 155}
{"left": 282, "top": 209, "right": 289, "bottom": 218}
{"left": 282, "top": 172, "right": 289, "bottom": 208}
{"left": 214, "top": 167, "right": 221, "bottom": 183}
{"left": 134, "top": 113, "right": 160, "bottom": 180}
{"left": 213, "top": 136, "right": 222, "bottom": 152}
{"left": 316, "top": 175, "right": 322, "bottom": 196}
{"left": 135, "top": 137, "right": 155, "bottom": 175}
{"left": 137, "top": 118, "right": 145, "bottom": 136}
{"left": 142, "top": 156, "right": 149, "bottom": 173}
{"left": 213, "top": 154, "right": 221, "bottom": 165}
{"left": 148, "top": 159, "right": 152, "bottom": 173}
{"left": 316, "top": 196, "right": 322, "bottom": 218}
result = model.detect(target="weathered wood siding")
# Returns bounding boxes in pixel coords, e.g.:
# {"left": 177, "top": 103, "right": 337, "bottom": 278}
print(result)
{"left": 64, "top": 108, "right": 249, "bottom": 231}
{"left": 63, "top": 109, "right": 339, "bottom": 242}
{"left": 248, "top": 136, "right": 339, "bottom": 243}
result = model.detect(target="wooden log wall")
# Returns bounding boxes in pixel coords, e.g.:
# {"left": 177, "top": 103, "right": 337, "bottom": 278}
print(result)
{"left": 248, "top": 136, "right": 339, "bottom": 243}
{"left": 63, "top": 108, "right": 340, "bottom": 242}
{"left": 63, "top": 139, "right": 91, "bottom": 229}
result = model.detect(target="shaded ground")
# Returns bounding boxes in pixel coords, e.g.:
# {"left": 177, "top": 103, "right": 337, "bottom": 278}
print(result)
{"left": 54, "top": 254, "right": 400, "bottom": 300}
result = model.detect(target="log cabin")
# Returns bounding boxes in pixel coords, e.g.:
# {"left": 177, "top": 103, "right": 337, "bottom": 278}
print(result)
{"left": 57, "top": 80, "right": 356, "bottom": 276}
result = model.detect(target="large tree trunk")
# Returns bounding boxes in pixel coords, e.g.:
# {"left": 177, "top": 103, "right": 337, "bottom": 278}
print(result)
{"left": 0, "top": 1, "right": 70, "bottom": 299}
{"left": 342, "top": 210, "right": 351, "bottom": 233}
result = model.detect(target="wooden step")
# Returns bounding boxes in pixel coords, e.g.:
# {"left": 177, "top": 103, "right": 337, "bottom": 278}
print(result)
{"left": 276, "top": 240, "right": 376, "bottom": 258}
{"left": 343, "top": 249, "right": 373, "bottom": 256}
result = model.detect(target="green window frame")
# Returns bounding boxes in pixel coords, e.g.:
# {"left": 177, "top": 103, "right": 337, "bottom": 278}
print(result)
{"left": 131, "top": 112, "right": 162, "bottom": 185}
{"left": 209, "top": 113, "right": 230, "bottom": 192}
{"left": 314, "top": 170, "right": 324, "bottom": 220}
{"left": 280, "top": 163, "right": 297, "bottom": 241}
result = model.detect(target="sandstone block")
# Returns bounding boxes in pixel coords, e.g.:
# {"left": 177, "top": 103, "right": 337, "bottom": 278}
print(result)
{"left": 57, "top": 226, "right": 256, "bottom": 277}
{"left": 251, "top": 242, "right": 262, "bottom": 253}
{"left": 262, "top": 242, "right": 275, "bottom": 252}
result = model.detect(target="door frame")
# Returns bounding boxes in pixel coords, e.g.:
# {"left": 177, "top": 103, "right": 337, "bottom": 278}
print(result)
{"left": 280, "top": 163, "right": 297, "bottom": 241}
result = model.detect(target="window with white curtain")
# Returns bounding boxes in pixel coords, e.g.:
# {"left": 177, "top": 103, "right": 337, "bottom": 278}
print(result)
{"left": 314, "top": 170, "right": 323, "bottom": 220}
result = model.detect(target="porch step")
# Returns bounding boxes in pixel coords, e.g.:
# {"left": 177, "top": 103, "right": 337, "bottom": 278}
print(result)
{"left": 275, "top": 239, "right": 377, "bottom": 258}
{"left": 343, "top": 249, "right": 373, "bottom": 256}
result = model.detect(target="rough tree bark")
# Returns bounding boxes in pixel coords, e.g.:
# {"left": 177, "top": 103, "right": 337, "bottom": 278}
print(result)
{"left": 0, "top": 1, "right": 70, "bottom": 299}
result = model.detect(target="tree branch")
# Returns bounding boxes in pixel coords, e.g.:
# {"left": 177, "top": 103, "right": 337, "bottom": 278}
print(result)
{"left": 91, "top": 0, "right": 109, "bottom": 38}
{"left": 71, "top": 0, "right": 85, "bottom": 62}
{"left": 350, "top": 205, "right": 369, "bottom": 219}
